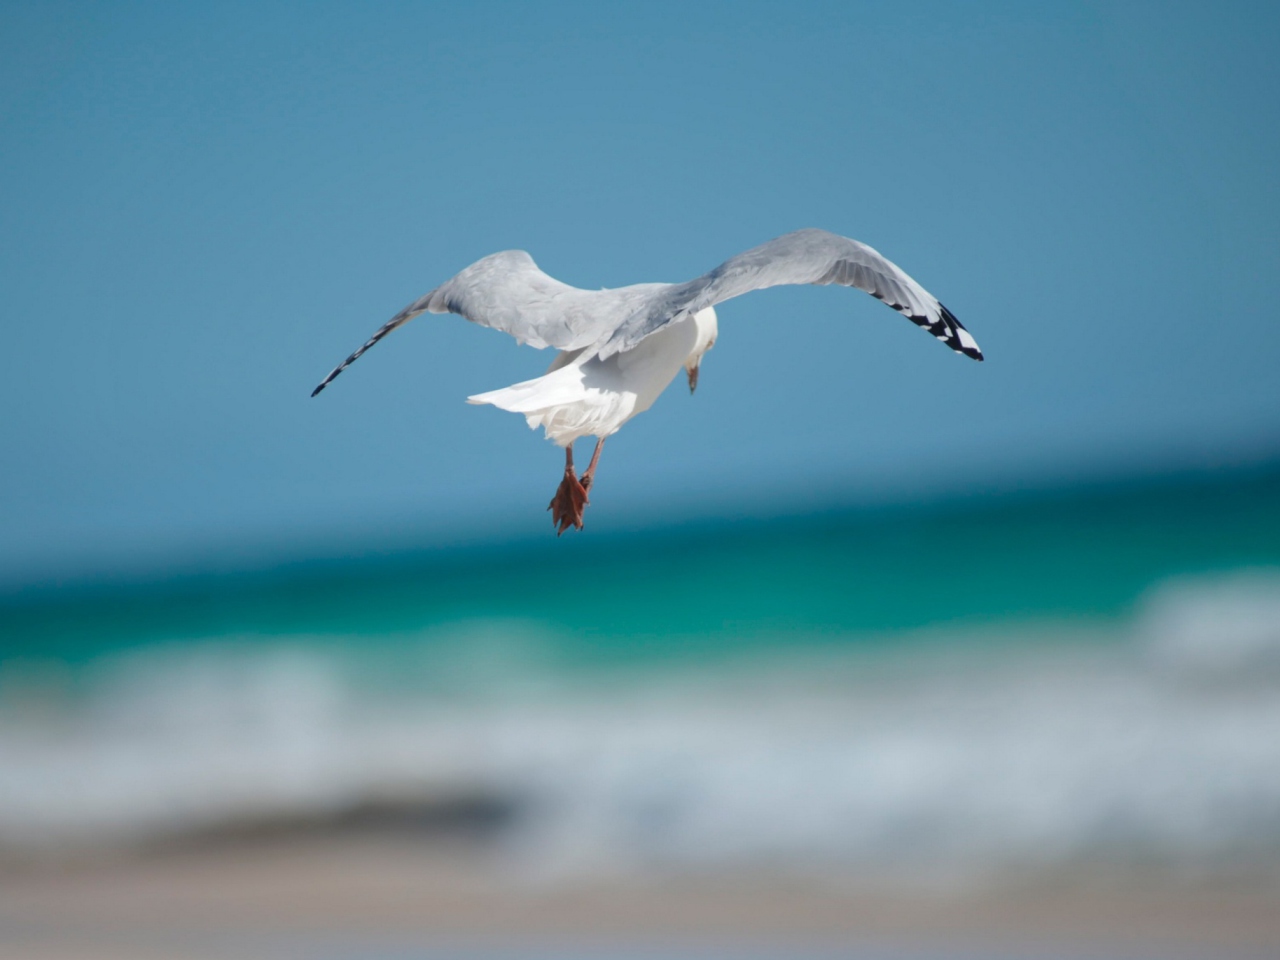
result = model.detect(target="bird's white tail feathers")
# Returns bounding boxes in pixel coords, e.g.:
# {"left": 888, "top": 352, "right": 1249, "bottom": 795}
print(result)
{"left": 467, "top": 360, "right": 585, "bottom": 414}
{"left": 467, "top": 353, "right": 632, "bottom": 446}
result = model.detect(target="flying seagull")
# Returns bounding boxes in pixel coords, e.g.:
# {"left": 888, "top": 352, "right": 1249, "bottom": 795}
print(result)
{"left": 312, "top": 228, "right": 983, "bottom": 534}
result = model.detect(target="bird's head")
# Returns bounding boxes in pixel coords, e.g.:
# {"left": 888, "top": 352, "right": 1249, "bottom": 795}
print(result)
{"left": 685, "top": 306, "right": 719, "bottom": 394}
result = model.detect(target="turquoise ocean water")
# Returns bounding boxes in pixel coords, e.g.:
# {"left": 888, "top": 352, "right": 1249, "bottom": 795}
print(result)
{"left": 1, "top": 464, "right": 1279, "bottom": 878}
{"left": 5, "top": 464, "right": 1280, "bottom": 666}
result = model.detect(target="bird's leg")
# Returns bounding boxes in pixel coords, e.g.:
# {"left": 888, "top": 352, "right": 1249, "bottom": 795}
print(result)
{"left": 548, "top": 443, "right": 590, "bottom": 535}
{"left": 580, "top": 436, "right": 606, "bottom": 492}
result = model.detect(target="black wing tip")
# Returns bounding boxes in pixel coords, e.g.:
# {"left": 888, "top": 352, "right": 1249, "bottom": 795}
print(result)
{"left": 311, "top": 368, "right": 342, "bottom": 396}
{"left": 937, "top": 304, "right": 984, "bottom": 362}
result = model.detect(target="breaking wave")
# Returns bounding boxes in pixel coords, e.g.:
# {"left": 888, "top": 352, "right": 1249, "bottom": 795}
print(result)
{"left": 1, "top": 570, "right": 1278, "bottom": 883}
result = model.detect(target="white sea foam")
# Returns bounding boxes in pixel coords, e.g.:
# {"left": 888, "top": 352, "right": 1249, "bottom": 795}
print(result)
{"left": 1141, "top": 568, "right": 1280, "bottom": 675}
{"left": 1, "top": 571, "right": 1278, "bottom": 883}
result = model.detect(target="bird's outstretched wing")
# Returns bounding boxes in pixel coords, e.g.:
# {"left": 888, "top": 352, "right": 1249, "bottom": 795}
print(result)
{"left": 310, "top": 291, "right": 435, "bottom": 397}
{"left": 312, "top": 250, "right": 615, "bottom": 397}
{"left": 596, "top": 228, "right": 983, "bottom": 362}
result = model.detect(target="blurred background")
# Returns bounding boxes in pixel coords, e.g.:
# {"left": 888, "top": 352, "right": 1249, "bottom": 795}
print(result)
{"left": 1, "top": 2, "right": 1278, "bottom": 958}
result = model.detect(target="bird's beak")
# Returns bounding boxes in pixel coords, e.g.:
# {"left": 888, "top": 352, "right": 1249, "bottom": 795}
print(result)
{"left": 686, "top": 363, "right": 699, "bottom": 394}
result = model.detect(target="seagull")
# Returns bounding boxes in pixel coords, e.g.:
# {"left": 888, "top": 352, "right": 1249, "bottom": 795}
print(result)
{"left": 312, "top": 228, "right": 983, "bottom": 534}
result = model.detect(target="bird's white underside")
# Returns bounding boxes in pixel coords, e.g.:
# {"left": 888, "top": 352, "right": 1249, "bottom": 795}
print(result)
{"left": 467, "top": 308, "right": 719, "bottom": 446}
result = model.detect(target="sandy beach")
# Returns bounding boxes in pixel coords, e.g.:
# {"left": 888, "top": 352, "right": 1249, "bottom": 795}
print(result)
{"left": 1, "top": 831, "right": 1277, "bottom": 960}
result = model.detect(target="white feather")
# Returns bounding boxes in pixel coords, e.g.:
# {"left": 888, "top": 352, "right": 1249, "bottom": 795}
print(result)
{"left": 467, "top": 308, "right": 718, "bottom": 446}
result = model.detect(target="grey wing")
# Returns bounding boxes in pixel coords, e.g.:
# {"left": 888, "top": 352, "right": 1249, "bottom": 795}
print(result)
{"left": 311, "top": 250, "right": 610, "bottom": 397}
{"left": 597, "top": 228, "right": 983, "bottom": 362}
{"left": 310, "top": 290, "right": 435, "bottom": 397}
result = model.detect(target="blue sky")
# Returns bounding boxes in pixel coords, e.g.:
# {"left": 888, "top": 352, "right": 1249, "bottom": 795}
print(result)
{"left": 1, "top": 1, "right": 1277, "bottom": 581}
